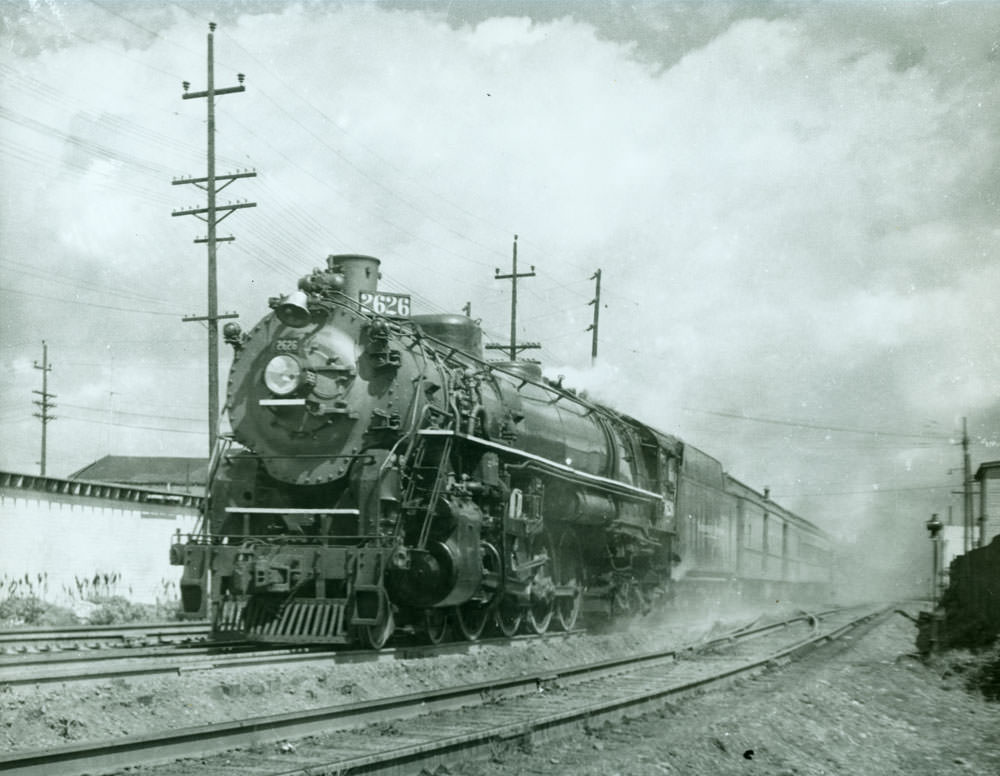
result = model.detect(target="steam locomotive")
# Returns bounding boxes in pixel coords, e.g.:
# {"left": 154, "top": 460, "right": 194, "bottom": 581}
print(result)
{"left": 171, "top": 254, "right": 832, "bottom": 647}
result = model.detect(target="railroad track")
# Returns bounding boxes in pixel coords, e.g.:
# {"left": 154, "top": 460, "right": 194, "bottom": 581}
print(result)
{"left": 0, "top": 606, "right": 798, "bottom": 677}
{"left": 0, "top": 628, "right": 582, "bottom": 687}
{"left": 0, "top": 607, "right": 734, "bottom": 683}
{"left": 0, "top": 604, "right": 885, "bottom": 776}
{"left": 0, "top": 622, "right": 210, "bottom": 653}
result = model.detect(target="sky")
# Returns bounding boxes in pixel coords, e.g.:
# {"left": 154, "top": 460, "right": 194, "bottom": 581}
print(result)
{"left": 2, "top": 0, "right": 999, "bottom": 592}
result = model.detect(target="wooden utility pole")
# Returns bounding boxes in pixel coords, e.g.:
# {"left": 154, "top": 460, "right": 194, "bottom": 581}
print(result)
{"left": 486, "top": 235, "right": 539, "bottom": 361}
{"left": 586, "top": 268, "right": 602, "bottom": 366}
{"left": 172, "top": 22, "right": 256, "bottom": 455}
{"left": 32, "top": 340, "right": 56, "bottom": 476}
{"left": 962, "top": 416, "right": 975, "bottom": 549}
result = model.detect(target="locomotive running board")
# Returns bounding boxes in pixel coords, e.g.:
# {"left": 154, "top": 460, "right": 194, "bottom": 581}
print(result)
{"left": 418, "top": 429, "right": 663, "bottom": 502}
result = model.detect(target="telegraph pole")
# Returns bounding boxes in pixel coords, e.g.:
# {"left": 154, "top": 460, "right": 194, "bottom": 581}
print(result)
{"left": 486, "top": 235, "right": 539, "bottom": 361}
{"left": 172, "top": 22, "right": 256, "bottom": 455}
{"left": 962, "top": 416, "right": 974, "bottom": 548}
{"left": 586, "top": 268, "right": 602, "bottom": 366}
{"left": 32, "top": 341, "right": 56, "bottom": 476}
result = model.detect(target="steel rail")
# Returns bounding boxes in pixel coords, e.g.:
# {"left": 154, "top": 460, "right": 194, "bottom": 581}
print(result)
{"left": 0, "top": 645, "right": 321, "bottom": 686}
{"left": 0, "top": 605, "right": 879, "bottom": 776}
{"left": 0, "top": 642, "right": 238, "bottom": 669}
{"left": 0, "top": 622, "right": 210, "bottom": 648}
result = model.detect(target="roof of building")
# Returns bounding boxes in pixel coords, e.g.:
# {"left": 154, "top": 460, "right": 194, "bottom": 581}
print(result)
{"left": 975, "top": 460, "right": 1000, "bottom": 479}
{"left": 1, "top": 470, "right": 202, "bottom": 508}
{"left": 68, "top": 455, "right": 209, "bottom": 487}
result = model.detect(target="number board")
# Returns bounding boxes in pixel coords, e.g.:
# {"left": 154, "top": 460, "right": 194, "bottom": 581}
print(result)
{"left": 359, "top": 291, "right": 411, "bottom": 317}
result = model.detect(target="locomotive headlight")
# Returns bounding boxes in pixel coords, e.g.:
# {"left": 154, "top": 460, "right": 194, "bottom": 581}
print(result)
{"left": 263, "top": 355, "right": 303, "bottom": 396}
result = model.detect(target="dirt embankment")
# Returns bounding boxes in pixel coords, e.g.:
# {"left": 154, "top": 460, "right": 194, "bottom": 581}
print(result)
{"left": 4, "top": 605, "right": 997, "bottom": 776}
{"left": 0, "top": 610, "right": 739, "bottom": 753}
{"left": 456, "top": 609, "right": 1000, "bottom": 776}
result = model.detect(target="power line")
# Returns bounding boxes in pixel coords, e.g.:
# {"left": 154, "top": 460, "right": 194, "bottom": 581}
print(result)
{"left": 58, "top": 413, "right": 207, "bottom": 436}
{"left": 683, "top": 407, "right": 953, "bottom": 441}
{"left": 56, "top": 360, "right": 202, "bottom": 370}
{"left": 27, "top": 5, "right": 190, "bottom": 81}
{"left": 0, "top": 138, "right": 173, "bottom": 206}
{"left": 60, "top": 402, "right": 203, "bottom": 423}
{"left": 213, "top": 23, "right": 519, "bottom": 253}
{"left": 85, "top": 0, "right": 199, "bottom": 55}
{"left": 0, "top": 62, "right": 220, "bottom": 165}
{"left": 0, "top": 337, "right": 204, "bottom": 353}
{"left": 3, "top": 259, "right": 175, "bottom": 308}
{"left": 0, "top": 105, "right": 167, "bottom": 177}
{"left": 0, "top": 287, "right": 185, "bottom": 317}
{"left": 206, "top": 27, "right": 507, "bottom": 268}
{"left": 776, "top": 483, "right": 954, "bottom": 499}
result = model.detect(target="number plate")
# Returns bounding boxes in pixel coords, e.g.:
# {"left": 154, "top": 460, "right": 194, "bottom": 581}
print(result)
{"left": 274, "top": 338, "right": 300, "bottom": 353}
{"left": 359, "top": 291, "right": 411, "bottom": 317}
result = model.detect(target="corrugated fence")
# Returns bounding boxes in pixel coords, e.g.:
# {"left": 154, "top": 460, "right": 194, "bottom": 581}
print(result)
{"left": 0, "top": 471, "right": 201, "bottom": 605}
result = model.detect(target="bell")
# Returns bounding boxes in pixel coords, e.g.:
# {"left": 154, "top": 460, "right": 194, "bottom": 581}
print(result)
{"left": 275, "top": 290, "right": 311, "bottom": 328}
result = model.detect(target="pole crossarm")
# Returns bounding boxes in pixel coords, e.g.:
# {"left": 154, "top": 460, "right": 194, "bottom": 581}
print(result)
{"left": 486, "top": 342, "right": 540, "bottom": 353}
{"left": 183, "top": 311, "right": 240, "bottom": 323}
{"left": 171, "top": 201, "right": 256, "bottom": 218}
{"left": 173, "top": 170, "right": 257, "bottom": 190}
{"left": 493, "top": 272, "right": 536, "bottom": 280}
{"left": 183, "top": 84, "right": 245, "bottom": 99}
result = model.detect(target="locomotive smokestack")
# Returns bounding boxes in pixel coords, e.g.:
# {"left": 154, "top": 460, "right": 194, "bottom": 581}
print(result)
{"left": 326, "top": 254, "right": 380, "bottom": 302}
